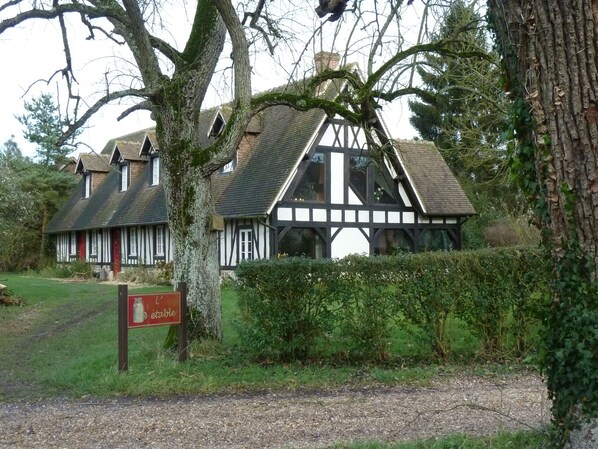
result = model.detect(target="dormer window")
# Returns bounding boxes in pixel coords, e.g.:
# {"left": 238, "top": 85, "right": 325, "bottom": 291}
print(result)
{"left": 209, "top": 112, "right": 225, "bottom": 137}
{"left": 120, "top": 163, "right": 129, "bottom": 192}
{"left": 151, "top": 155, "right": 160, "bottom": 186}
{"left": 84, "top": 173, "right": 92, "bottom": 198}
{"left": 220, "top": 154, "right": 236, "bottom": 174}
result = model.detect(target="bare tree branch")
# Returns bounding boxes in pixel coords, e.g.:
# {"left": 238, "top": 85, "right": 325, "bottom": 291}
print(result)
{"left": 58, "top": 88, "right": 154, "bottom": 146}
{"left": 0, "top": 2, "right": 126, "bottom": 35}
{"left": 0, "top": 0, "right": 22, "bottom": 15}
{"left": 117, "top": 100, "right": 154, "bottom": 121}
{"left": 242, "top": 0, "right": 274, "bottom": 55}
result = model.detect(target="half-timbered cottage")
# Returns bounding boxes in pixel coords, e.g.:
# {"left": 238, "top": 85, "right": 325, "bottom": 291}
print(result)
{"left": 47, "top": 55, "right": 475, "bottom": 276}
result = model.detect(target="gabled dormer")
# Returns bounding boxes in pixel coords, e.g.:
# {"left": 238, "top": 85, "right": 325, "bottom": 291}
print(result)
{"left": 110, "top": 140, "right": 147, "bottom": 192}
{"left": 140, "top": 132, "right": 160, "bottom": 186}
{"left": 208, "top": 109, "right": 226, "bottom": 138}
{"left": 75, "top": 153, "right": 110, "bottom": 199}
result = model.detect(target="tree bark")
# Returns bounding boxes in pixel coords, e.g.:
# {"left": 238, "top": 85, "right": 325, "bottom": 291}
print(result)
{"left": 488, "top": 1, "right": 598, "bottom": 447}
{"left": 151, "top": 2, "right": 228, "bottom": 341}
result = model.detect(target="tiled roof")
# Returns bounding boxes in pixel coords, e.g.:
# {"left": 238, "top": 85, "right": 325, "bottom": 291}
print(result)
{"left": 112, "top": 140, "right": 147, "bottom": 162}
{"left": 394, "top": 139, "right": 475, "bottom": 216}
{"left": 76, "top": 153, "right": 110, "bottom": 173}
{"left": 47, "top": 81, "right": 474, "bottom": 234}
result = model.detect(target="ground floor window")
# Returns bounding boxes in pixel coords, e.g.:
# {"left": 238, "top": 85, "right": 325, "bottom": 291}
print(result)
{"left": 374, "top": 229, "right": 414, "bottom": 255}
{"left": 419, "top": 229, "right": 455, "bottom": 251}
{"left": 69, "top": 232, "right": 77, "bottom": 255}
{"left": 278, "top": 227, "right": 325, "bottom": 258}
{"left": 155, "top": 225, "right": 165, "bottom": 257}
{"left": 239, "top": 228, "right": 253, "bottom": 260}
{"left": 129, "top": 228, "right": 138, "bottom": 257}
{"left": 89, "top": 230, "right": 98, "bottom": 257}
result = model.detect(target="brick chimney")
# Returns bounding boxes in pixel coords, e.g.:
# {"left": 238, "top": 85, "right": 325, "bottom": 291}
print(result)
{"left": 314, "top": 51, "right": 341, "bottom": 74}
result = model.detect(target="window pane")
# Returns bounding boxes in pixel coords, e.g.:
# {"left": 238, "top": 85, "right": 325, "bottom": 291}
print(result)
{"left": 373, "top": 170, "right": 395, "bottom": 204}
{"left": 152, "top": 157, "right": 160, "bottom": 185}
{"left": 121, "top": 165, "right": 128, "bottom": 191}
{"left": 84, "top": 174, "right": 91, "bottom": 198}
{"left": 130, "top": 228, "right": 137, "bottom": 256}
{"left": 374, "top": 229, "right": 413, "bottom": 255}
{"left": 155, "top": 226, "right": 164, "bottom": 255}
{"left": 349, "top": 155, "right": 368, "bottom": 199}
{"left": 90, "top": 231, "right": 98, "bottom": 256}
{"left": 240, "top": 229, "right": 253, "bottom": 260}
{"left": 278, "top": 228, "right": 325, "bottom": 258}
{"left": 292, "top": 153, "right": 325, "bottom": 202}
{"left": 419, "top": 229, "right": 455, "bottom": 252}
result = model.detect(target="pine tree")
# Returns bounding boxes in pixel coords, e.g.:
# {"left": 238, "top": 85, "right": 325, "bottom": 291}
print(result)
{"left": 408, "top": 1, "right": 508, "bottom": 186}
{"left": 16, "top": 93, "right": 77, "bottom": 167}
{"left": 14, "top": 94, "right": 78, "bottom": 263}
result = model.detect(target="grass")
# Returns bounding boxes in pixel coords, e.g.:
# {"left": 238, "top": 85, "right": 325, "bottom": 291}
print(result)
{"left": 0, "top": 273, "right": 534, "bottom": 401}
{"left": 0, "top": 273, "right": 550, "bottom": 448}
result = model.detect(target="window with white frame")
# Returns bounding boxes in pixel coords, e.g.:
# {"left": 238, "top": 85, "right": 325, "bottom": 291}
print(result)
{"left": 90, "top": 230, "right": 98, "bottom": 257}
{"left": 151, "top": 156, "right": 160, "bottom": 186}
{"left": 69, "top": 232, "right": 77, "bottom": 255}
{"left": 120, "top": 163, "right": 129, "bottom": 192}
{"left": 221, "top": 154, "right": 236, "bottom": 174}
{"left": 155, "top": 225, "right": 165, "bottom": 257}
{"left": 239, "top": 228, "right": 253, "bottom": 261}
{"left": 129, "top": 227, "right": 138, "bottom": 257}
{"left": 84, "top": 173, "right": 92, "bottom": 198}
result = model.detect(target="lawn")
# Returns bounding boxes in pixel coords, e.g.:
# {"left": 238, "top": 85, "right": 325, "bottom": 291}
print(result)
{"left": 0, "top": 273, "right": 549, "bottom": 448}
{"left": 0, "top": 273, "right": 537, "bottom": 399}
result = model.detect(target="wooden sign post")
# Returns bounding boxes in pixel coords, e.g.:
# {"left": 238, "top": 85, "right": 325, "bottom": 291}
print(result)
{"left": 118, "top": 282, "right": 188, "bottom": 372}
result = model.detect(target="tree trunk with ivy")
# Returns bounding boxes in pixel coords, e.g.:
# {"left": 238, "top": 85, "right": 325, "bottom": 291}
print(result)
{"left": 489, "top": 1, "right": 598, "bottom": 447}
{"left": 151, "top": 1, "right": 253, "bottom": 341}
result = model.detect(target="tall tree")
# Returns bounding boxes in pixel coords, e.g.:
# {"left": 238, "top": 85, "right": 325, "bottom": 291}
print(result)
{"left": 0, "top": 139, "right": 38, "bottom": 270}
{"left": 16, "top": 93, "right": 78, "bottom": 258}
{"left": 409, "top": 1, "right": 508, "bottom": 186}
{"left": 16, "top": 93, "right": 77, "bottom": 167}
{"left": 489, "top": 1, "right": 598, "bottom": 447}
{"left": 0, "top": 1, "right": 483, "bottom": 341}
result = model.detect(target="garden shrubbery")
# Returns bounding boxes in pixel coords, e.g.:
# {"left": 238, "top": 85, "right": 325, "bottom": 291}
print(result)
{"left": 236, "top": 247, "right": 550, "bottom": 363}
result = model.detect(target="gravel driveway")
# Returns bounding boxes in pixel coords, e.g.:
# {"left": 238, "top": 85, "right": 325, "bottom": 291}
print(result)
{"left": 0, "top": 373, "right": 549, "bottom": 449}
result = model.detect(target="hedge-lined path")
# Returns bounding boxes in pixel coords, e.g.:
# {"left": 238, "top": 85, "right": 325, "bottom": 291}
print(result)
{"left": 0, "top": 373, "right": 549, "bottom": 449}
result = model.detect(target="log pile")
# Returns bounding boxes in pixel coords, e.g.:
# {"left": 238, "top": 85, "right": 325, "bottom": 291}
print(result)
{"left": 0, "top": 283, "right": 22, "bottom": 306}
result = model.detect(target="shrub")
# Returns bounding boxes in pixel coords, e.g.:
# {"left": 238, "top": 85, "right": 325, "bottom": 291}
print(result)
{"left": 236, "top": 258, "right": 336, "bottom": 361}
{"left": 235, "top": 247, "right": 550, "bottom": 364}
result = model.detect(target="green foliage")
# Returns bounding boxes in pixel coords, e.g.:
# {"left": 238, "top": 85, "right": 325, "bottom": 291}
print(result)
{"left": 0, "top": 95, "right": 78, "bottom": 271}
{"left": 236, "top": 258, "right": 337, "bottom": 361}
{"left": 543, "top": 240, "right": 598, "bottom": 443}
{"left": 409, "top": 1, "right": 509, "bottom": 187}
{"left": 334, "top": 256, "right": 398, "bottom": 361}
{"left": 236, "top": 248, "right": 550, "bottom": 364}
{"left": 16, "top": 93, "right": 79, "bottom": 167}
{"left": 38, "top": 260, "right": 95, "bottom": 279}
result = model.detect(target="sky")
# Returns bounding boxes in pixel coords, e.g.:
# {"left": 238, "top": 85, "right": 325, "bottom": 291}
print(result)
{"left": 0, "top": 3, "right": 421, "bottom": 160}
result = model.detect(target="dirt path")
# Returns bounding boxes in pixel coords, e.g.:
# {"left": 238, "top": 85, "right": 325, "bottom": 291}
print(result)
{"left": 0, "top": 373, "right": 549, "bottom": 449}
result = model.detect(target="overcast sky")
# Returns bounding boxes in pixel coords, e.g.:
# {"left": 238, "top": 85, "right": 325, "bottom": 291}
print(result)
{"left": 0, "top": 3, "right": 420, "bottom": 160}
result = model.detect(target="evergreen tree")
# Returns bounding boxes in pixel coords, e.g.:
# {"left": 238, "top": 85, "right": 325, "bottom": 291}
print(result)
{"left": 16, "top": 93, "right": 78, "bottom": 167}
{"left": 0, "top": 139, "right": 38, "bottom": 270}
{"left": 408, "top": 1, "right": 508, "bottom": 186}
{"left": 408, "top": 1, "right": 529, "bottom": 248}
{"left": 6, "top": 95, "right": 79, "bottom": 267}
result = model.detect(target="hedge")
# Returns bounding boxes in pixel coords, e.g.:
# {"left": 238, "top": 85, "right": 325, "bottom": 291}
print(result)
{"left": 235, "top": 247, "right": 550, "bottom": 363}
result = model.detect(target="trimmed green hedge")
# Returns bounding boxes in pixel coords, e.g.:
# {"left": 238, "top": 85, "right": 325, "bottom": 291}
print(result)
{"left": 236, "top": 247, "right": 549, "bottom": 363}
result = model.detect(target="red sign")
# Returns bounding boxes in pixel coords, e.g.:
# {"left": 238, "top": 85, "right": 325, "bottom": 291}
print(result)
{"left": 128, "top": 292, "right": 181, "bottom": 328}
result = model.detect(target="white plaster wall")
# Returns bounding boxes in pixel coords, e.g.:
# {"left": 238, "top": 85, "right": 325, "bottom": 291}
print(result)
{"left": 330, "top": 152, "right": 344, "bottom": 204}
{"left": 331, "top": 227, "right": 370, "bottom": 259}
